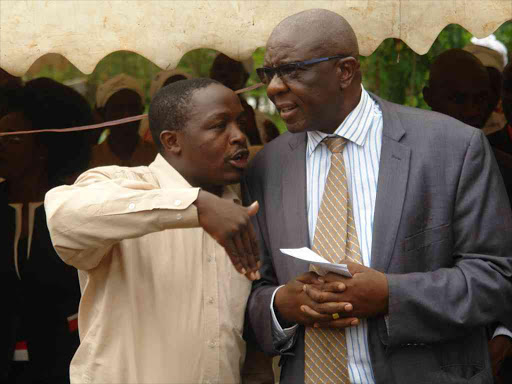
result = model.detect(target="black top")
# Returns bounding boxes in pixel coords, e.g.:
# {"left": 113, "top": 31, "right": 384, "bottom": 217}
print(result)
{"left": 1, "top": 181, "right": 80, "bottom": 384}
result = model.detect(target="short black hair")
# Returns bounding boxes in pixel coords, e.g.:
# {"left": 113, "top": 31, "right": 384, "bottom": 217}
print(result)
{"left": 148, "top": 78, "right": 220, "bottom": 151}
{"left": 22, "top": 78, "right": 94, "bottom": 187}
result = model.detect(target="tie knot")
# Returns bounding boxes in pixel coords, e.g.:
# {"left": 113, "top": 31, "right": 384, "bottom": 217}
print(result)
{"left": 323, "top": 137, "right": 347, "bottom": 153}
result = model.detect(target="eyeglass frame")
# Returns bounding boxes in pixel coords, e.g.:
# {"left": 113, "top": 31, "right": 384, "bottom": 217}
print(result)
{"left": 256, "top": 54, "right": 353, "bottom": 85}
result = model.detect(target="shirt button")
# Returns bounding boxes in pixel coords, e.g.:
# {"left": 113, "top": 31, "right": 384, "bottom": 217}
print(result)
{"left": 176, "top": 213, "right": 183, "bottom": 220}
{"left": 208, "top": 340, "right": 217, "bottom": 348}
{"left": 207, "top": 255, "right": 215, "bottom": 263}
{"left": 128, "top": 203, "right": 135, "bottom": 210}
{"left": 174, "top": 199, "right": 182, "bottom": 206}
{"left": 207, "top": 296, "right": 214, "bottom": 304}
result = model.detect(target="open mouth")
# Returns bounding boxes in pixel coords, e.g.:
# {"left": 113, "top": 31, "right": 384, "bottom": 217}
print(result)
{"left": 228, "top": 149, "right": 250, "bottom": 169}
{"left": 277, "top": 103, "right": 298, "bottom": 120}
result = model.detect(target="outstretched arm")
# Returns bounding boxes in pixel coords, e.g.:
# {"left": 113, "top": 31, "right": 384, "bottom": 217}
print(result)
{"left": 45, "top": 167, "right": 201, "bottom": 270}
{"left": 46, "top": 166, "right": 261, "bottom": 277}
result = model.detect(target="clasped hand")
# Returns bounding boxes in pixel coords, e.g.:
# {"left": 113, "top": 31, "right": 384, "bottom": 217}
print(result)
{"left": 274, "top": 263, "right": 389, "bottom": 329}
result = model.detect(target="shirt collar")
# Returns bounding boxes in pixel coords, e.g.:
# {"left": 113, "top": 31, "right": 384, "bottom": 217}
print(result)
{"left": 149, "top": 154, "right": 237, "bottom": 201}
{"left": 149, "top": 154, "right": 193, "bottom": 189}
{"left": 307, "top": 86, "right": 374, "bottom": 157}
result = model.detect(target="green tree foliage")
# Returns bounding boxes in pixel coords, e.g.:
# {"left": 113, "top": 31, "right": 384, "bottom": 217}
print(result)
{"left": 361, "top": 22, "right": 512, "bottom": 109}
{"left": 24, "top": 21, "right": 512, "bottom": 132}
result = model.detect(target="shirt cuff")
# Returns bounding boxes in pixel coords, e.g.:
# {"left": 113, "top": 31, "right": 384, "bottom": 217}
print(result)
{"left": 270, "top": 286, "right": 299, "bottom": 345}
{"left": 493, "top": 325, "right": 512, "bottom": 340}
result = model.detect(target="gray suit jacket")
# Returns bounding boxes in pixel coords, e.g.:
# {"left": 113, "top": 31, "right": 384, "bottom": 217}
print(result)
{"left": 242, "top": 95, "right": 512, "bottom": 384}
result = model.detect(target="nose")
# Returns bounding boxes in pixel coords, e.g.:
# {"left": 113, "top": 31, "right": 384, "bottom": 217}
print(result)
{"left": 266, "top": 73, "right": 288, "bottom": 99}
{"left": 229, "top": 122, "right": 248, "bottom": 146}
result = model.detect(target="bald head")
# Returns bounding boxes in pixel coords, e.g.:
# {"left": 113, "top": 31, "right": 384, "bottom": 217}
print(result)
{"left": 424, "top": 49, "right": 492, "bottom": 128}
{"left": 269, "top": 9, "right": 359, "bottom": 58}
{"left": 262, "top": 9, "right": 362, "bottom": 135}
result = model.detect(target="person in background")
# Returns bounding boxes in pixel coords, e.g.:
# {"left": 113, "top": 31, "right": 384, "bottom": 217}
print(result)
{"left": 424, "top": 50, "right": 512, "bottom": 206}
{"left": 488, "top": 63, "right": 512, "bottom": 155}
{"left": 149, "top": 69, "right": 192, "bottom": 99}
{"left": 425, "top": 50, "right": 512, "bottom": 381}
{"left": 464, "top": 34, "right": 508, "bottom": 136}
{"left": 423, "top": 48, "right": 493, "bottom": 129}
{"left": 90, "top": 74, "right": 156, "bottom": 168}
{"left": 24, "top": 78, "right": 93, "bottom": 384}
{"left": 488, "top": 63, "right": 512, "bottom": 210}
{"left": 210, "top": 53, "right": 280, "bottom": 147}
{"left": 0, "top": 84, "right": 48, "bottom": 384}
{"left": 0, "top": 78, "right": 93, "bottom": 384}
{"left": 44, "top": 78, "right": 266, "bottom": 384}
{"left": 0, "top": 68, "right": 23, "bottom": 119}
{"left": 141, "top": 69, "right": 193, "bottom": 142}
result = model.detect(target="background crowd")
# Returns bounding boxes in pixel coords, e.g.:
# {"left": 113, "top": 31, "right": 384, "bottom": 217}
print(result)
{"left": 1, "top": 22, "right": 512, "bottom": 384}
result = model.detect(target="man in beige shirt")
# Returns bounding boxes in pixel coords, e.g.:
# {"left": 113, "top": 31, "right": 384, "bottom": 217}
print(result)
{"left": 45, "top": 78, "right": 263, "bottom": 384}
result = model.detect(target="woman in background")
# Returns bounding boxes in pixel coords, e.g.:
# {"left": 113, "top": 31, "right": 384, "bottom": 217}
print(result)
{"left": 0, "top": 78, "right": 93, "bottom": 384}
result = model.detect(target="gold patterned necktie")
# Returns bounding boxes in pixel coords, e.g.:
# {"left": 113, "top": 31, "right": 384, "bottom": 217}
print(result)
{"left": 304, "top": 137, "right": 363, "bottom": 384}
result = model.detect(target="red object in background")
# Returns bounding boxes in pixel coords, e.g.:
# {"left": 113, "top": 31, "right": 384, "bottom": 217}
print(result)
{"left": 67, "top": 313, "right": 78, "bottom": 332}
{"left": 14, "top": 341, "right": 29, "bottom": 361}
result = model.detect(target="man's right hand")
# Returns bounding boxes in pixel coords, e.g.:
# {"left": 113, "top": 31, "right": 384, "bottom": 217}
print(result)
{"left": 274, "top": 272, "right": 359, "bottom": 328}
{"left": 194, "top": 190, "right": 261, "bottom": 280}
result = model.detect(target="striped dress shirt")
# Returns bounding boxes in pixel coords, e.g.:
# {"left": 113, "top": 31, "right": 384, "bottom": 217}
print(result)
{"left": 305, "top": 87, "right": 382, "bottom": 384}
{"left": 270, "top": 86, "right": 382, "bottom": 384}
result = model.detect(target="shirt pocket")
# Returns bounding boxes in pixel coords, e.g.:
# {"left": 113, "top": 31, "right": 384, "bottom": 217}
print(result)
{"left": 403, "top": 223, "right": 451, "bottom": 253}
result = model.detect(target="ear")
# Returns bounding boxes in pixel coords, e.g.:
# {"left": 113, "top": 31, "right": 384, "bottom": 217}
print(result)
{"left": 336, "top": 57, "right": 360, "bottom": 89}
{"left": 423, "top": 86, "right": 432, "bottom": 108}
{"left": 160, "top": 130, "right": 181, "bottom": 155}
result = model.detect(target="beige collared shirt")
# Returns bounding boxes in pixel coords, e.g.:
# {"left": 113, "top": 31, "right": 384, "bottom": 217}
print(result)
{"left": 45, "top": 154, "right": 251, "bottom": 384}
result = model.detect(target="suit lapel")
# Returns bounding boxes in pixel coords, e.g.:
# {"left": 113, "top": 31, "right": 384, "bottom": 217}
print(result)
{"left": 370, "top": 95, "right": 411, "bottom": 272}
{"left": 278, "top": 97, "right": 410, "bottom": 273}
{"left": 281, "top": 133, "right": 310, "bottom": 273}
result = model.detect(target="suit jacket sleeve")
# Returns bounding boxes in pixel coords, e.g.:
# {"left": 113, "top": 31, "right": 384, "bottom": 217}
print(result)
{"left": 242, "top": 173, "right": 282, "bottom": 356}
{"left": 386, "top": 129, "right": 512, "bottom": 347}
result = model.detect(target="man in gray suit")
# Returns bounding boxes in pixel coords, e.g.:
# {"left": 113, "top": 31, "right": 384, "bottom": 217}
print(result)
{"left": 242, "top": 9, "right": 512, "bottom": 384}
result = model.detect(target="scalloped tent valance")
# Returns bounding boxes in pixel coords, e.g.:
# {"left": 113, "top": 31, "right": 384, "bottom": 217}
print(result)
{"left": 1, "top": 0, "right": 511, "bottom": 76}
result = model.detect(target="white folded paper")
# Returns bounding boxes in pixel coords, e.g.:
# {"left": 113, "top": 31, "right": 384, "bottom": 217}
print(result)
{"left": 280, "top": 247, "right": 352, "bottom": 277}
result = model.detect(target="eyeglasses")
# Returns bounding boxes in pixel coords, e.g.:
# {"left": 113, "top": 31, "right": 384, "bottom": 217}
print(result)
{"left": 256, "top": 55, "right": 351, "bottom": 85}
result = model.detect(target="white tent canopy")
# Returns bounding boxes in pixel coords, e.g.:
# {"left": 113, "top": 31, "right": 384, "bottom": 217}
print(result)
{"left": 1, "top": 0, "right": 511, "bottom": 76}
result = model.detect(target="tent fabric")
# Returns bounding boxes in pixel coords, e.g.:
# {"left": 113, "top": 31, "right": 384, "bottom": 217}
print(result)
{"left": 1, "top": 0, "right": 511, "bottom": 76}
